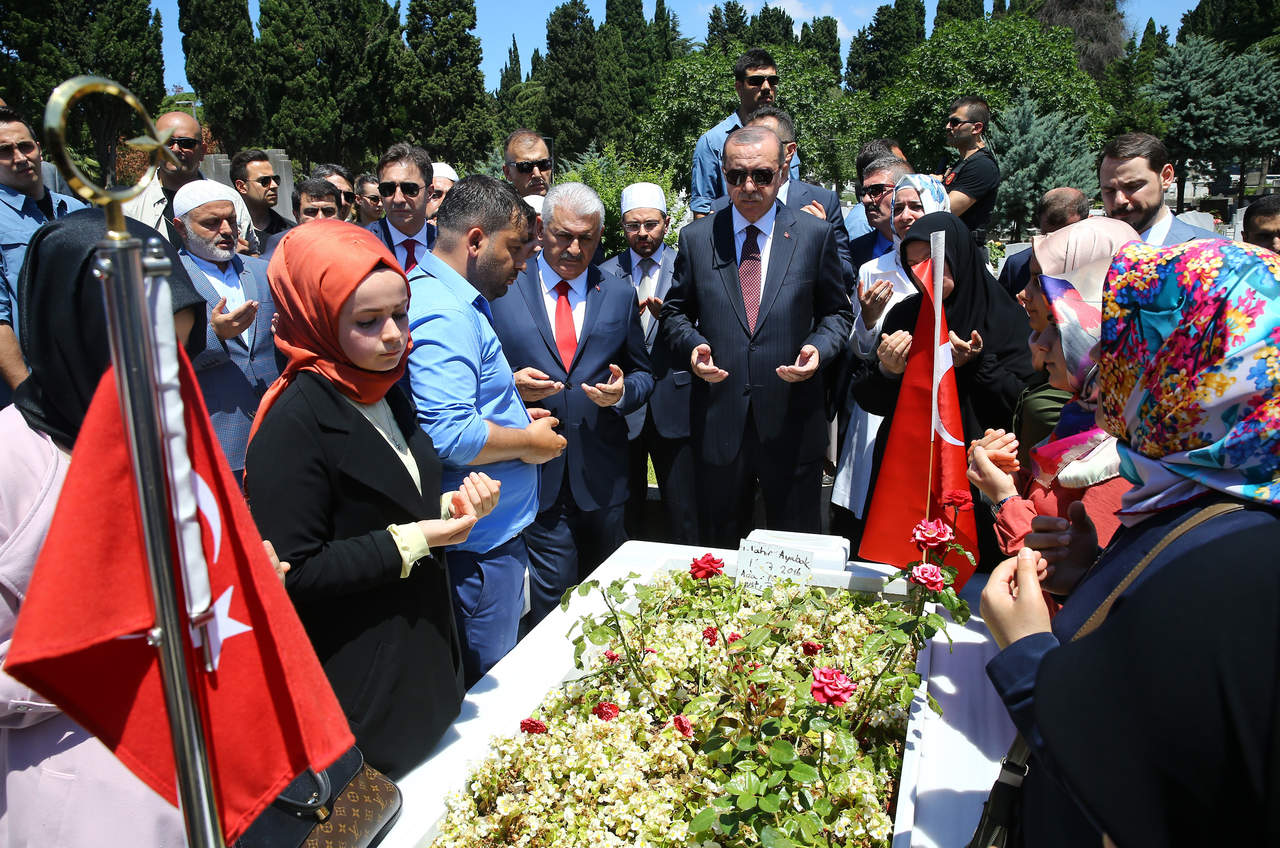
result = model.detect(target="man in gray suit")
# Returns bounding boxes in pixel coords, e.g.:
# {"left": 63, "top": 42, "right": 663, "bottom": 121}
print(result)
{"left": 599, "top": 183, "right": 696, "bottom": 544}
{"left": 660, "top": 128, "right": 852, "bottom": 548}
{"left": 172, "top": 180, "right": 280, "bottom": 483}
{"left": 1100, "top": 133, "right": 1216, "bottom": 246}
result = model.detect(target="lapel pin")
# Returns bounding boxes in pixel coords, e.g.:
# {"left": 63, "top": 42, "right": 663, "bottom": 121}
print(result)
{"left": 783, "top": 231, "right": 791, "bottom": 239}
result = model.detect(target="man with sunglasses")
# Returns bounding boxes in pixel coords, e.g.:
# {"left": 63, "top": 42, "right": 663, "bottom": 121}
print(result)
{"left": 123, "top": 111, "right": 258, "bottom": 254}
{"left": 941, "top": 95, "right": 1000, "bottom": 243}
{"left": 849, "top": 155, "right": 911, "bottom": 273}
{"left": 353, "top": 174, "right": 383, "bottom": 226}
{"left": 312, "top": 163, "right": 355, "bottom": 221}
{"left": 231, "top": 149, "right": 294, "bottom": 247}
{"left": 368, "top": 142, "right": 435, "bottom": 269}
{"left": 0, "top": 106, "right": 87, "bottom": 405}
{"left": 690, "top": 48, "right": 801, "bottom": 218}
{"left": 661, "top": 127, "right": 852, "bottom": 548}
{"left": 501, "top": 130, "right": 553, "bottom": 198}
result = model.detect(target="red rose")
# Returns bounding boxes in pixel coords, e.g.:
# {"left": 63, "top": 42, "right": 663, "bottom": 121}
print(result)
{"left": 910, "top": 563, "right": 946, "bottom": 593}
{"left": 703, "top": 626, "right": 718, "bottom": 646}
{"left": 672, "top": 714, "right": 693, "bottom": 738}
{"left": 727, "top": 632, "right": 742, "bottom": 644}
{"left": 941, "top": 489, "right": 973, "bottom": 511}
{"left": 810, "top": 667, "right": 857, "bottom": 707}
{"left": 801, "top": 640, "right": 822, "bottom": 656}
{"left": 689, "top": 553, "right": 725, "bottom": 579}
{"left": 604, "top": 649, "right": 621, "bottom": 664}
{"left": 520, "top": 718, "right": 548, "bottom": 734}
{"left": 911, "top": 518, "right": 955, "bottom": 551}
{"left": 591, "top": 701, "right": 620, "bottom": 721}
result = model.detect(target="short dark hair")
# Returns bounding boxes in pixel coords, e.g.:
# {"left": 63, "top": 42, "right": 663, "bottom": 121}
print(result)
{"left": 376, "top": 143, "right": 433, "bottom": 185}
{"left": 856, "top": 138, "right": 904, "bottom": 182}
{"left": 437, "top": 174, "right": 533, "bottom": 242}
{"left": 355, "top": 173, "right": 378, "bottom": 192}
{"left": 230, "top": 149, "right": 270, "bottom": 184}
{"left": 747, "top": 105, "right": 795, "bottom": 144}
{"left": 950, "top": 96, "right": 990, "bottom": 132}
{"left": 0, "top": 106, "right": 37, "bottom": 140}
{"left": 734, "top": 48, "right": 776, "bottom": 80}
{"left": 292, "top": 177, "right": 340, "bottom": 216}
{"left": 312, "top": 163, "right": 353, "bottom": 185}
{"left": 724, "top": 126, "right": 784, "bottom": 168}
{"left": 1244, "top": 194, "right": 1280, "bottom": 235}
{"left": 1035, "top": 187, "right": 1091, "bottom": 232}
{"left": 1100, "top": 132, "right": 1170, "bottom": 174}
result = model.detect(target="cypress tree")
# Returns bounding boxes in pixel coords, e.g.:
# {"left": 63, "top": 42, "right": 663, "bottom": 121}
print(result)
{"left": 723, "top": 1, "right": 750, "bottom": 40}
{"left": 543, "top": 0, "right": 600, "bottom": 157}
{"left": 179, "top": 0, "right": 259, "bottom": 152}
{"left": 750, "top": 4, "right": 796, "bottom": 46}
{"left": 992, "top": 0, "right": 1007, "bottom": 17}
{"left": 707, "top": 5, "right": 728, "bottom": 51}
{"left": 800, "top": 16, "right": 842, "bottom": 80}
{"left": 935, "top": 0, "right": 984, "bottom": 30}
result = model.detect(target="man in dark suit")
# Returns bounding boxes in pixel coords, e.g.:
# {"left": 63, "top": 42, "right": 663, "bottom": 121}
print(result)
{"left": 490, "top": 182, "right": 654, "bottom": 626}
{"left": 599, "top": 182, "right": 697, "bottom": 544}
{"left": 1100, "top": 132, "right": 1216, "bottom": 246}
{"left": 171, "top": 180, "right": 280, "bottom": 482}
{"left": 660, "top": 127, "right": 853, "bottom": 548}
{"left": 367, "top": 143, "right": 436, "bottom": 268}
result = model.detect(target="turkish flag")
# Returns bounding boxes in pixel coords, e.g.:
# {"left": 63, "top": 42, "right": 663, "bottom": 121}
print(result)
{"left": 6, "top": 349, "right": 354, "bottom": 844}
{"left": 858, "top": 264, "right": 978, "bottom": 587}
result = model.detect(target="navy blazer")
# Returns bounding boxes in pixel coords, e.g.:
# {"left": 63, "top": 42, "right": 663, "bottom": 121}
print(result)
{"left": 659, "top": 202, "right": 853, "bottom": 467}
{"left": 490, "top": 263, "right": 655, "bottom": 513}
{"left": 180, "top": 252, "right": 281, "bottom": 471}
{"left": 997, "top": 246, "right": 1033, "bottom": 298}
{"left": 367, "top": 217, "right": 437, "bottom": 254}
{"left": 598, "top": 247, "right": 691, "bottom": 441}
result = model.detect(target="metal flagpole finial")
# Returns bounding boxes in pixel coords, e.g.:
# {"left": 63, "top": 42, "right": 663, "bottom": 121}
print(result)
{"left": 42, "top": 75, "right": 181, "bottom": 237}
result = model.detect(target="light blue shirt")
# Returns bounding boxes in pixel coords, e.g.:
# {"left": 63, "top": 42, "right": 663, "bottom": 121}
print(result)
{"left": 405, "top": 250, "right": 538, "bottom": 554}
{"left": 690, "top": 112, "right": 802, "bottom": 215}
{"left": 0, "top": 183, "right": 87, "bottom": 335}
{"left": 843, "top": 203, "right": 873, "bottom": 239}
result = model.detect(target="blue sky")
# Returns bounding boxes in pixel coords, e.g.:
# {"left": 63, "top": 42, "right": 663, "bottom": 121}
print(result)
{"left": 151, "top": 0, "right": 1198, "bottom": 94}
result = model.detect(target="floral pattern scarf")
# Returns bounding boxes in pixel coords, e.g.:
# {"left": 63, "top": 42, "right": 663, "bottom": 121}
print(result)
{"left": 1100, "top": 238, "right": 1280, "bottom": 523}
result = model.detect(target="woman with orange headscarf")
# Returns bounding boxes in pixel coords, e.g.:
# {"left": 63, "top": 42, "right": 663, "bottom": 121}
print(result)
{"left": 245, "top": 220, "right": 499, "bottom": 777}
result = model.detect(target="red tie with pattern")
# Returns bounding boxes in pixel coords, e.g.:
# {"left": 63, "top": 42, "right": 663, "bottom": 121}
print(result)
{"left": 739, "top": 224, "right": 762, "bottom": 332}
{"left": 402, "top": 238, "right": 418, "bottom": 272}
{"left": 554, "top": 280, "right": 577, "bottom": 368}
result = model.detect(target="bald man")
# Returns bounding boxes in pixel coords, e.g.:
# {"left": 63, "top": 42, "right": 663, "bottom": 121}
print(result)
{"left": 122, "top": 111, "right": 257, "bottom": 253}
{"left": 996, "top": 186, "right": 1091, "bottom": 298}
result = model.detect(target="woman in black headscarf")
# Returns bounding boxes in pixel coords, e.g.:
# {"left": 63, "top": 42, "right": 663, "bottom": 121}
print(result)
{"left": 0, "top": 209, "right": 203, "bottom": 847}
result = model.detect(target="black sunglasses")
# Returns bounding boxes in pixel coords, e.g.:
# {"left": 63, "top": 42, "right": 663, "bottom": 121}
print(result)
{"left": 253, "top": 174, "right": 282, "bottom": 187}
{"left": 745, "top": 74, "right": 780, "bottom": 87}
{"left": 0, "top": 140, "right": 37, "bottom": 157}
{"left": 508, "top": 157, "right": 552, "bottom": 174}
{"left": 378, "top": 180, "right": 423, "bottom": 198}
{"left": 167, "top": 136, "right": 201, "bottom": 151}
{"left": 724, "top": 167, "right": 776, "bottom": 187}
{"left": 339, "top": 190, "right": 356, "bottom": 204}
{"left": 861, "top": 183, "right": 894, "bottom": 199}
{"left": 946, "top": 117, "right": 975, "bottom": 128}
{"left": 360, "top": 193, "right": 381, "bottom": 204}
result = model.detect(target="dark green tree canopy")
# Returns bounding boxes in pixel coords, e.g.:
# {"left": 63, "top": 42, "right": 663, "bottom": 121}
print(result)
{"left": 934, "top": 0, "right": 984, "bottom": 30}
{"left": 750, "top": 4, "right": 796, "bottom": 46}
{"left": 179, "top": 0, "right": 259, "bottom": 153}
{"left": 843, "top": 0, "right": 926, "bottom": 95}
{"left": 543, "top": 0, "right": 601, "bottom": 158}
{"left": 1035, "top": 0, "right": 1125, "bottom": 78}
{"left": 800, "top": 16, "right": 842, "bottom": 80}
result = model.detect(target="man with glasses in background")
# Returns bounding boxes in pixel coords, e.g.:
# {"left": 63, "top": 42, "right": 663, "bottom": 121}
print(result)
{"left": 940, "top": 96, "right": 1000, "bottom": 245}
{"left": 231, "top": 149, "right": 293, "bottom": 247}
{"left": 689, "top": 48, "right": 801, "bottom": 218}
{"left": 353, "top": 173, "right": 383, "bottom": 226}
{"left": 502, "top": 130, "right": 553, "bottom": 198}
{"left": 312, "top": 163, "right": 356, "bottom": 221}
{"left": 368, "top": 142, "right": 435, "bottom": 267}
{"left": 123, "top": 111, "right": 258, "bottom": 253}
{"left": 427, "top": 162, "right": 459, "bottom": 225}
{"left": 259, "top": 178, "right": 341, "bottom": 261}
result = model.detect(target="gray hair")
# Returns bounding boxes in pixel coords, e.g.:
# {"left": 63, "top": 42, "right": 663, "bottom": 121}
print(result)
{"left": 543, "top": 182, "right": 605, "bottom": 233}
{"left": 724, "top": 126, "right": 784, "bottom": 167}
{"left": 864, "top": 156, "right": 910, "bottom": 184}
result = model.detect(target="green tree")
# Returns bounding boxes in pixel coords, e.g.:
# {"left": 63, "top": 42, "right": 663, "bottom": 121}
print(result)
{"left": 178, "top": 0, "right": 259, "bottom": 153}
{"left": 992, "top": 0, "right": 1007, "bottom": 18}
{"left": 843, "top": 0, "right": 926, "bottom": 94}
{"left": 987, "top": 93, "right": 1099, "bottom": 238}
{"left": 750, "top": 4, "right": 796, "bottom": 46}
{"left": 934, "top": 0, "right": 984, "bottom": 30}
{"left": 529, "top": 48, "right": 545, "bottom": 81}
{"left": 595, "top": 23, "right": 632, "bottom": 150}
{"left": 649, "top": 0, "right": 690, "bottom": 63}
{"left": 1098, "top": 18, "right": 1167, "bottom": 137}
{"left": 559, "top": 143, "right": 688, "bottom": 257}
{"left": 499, "top": 35, "right": 522, "bottom": 94}
{"left": 258, "top": 0, "right": 338, "bottom": 171}
{"left": 723, "top": 1, "right": 750, "bottom": 41}
{"left": 799, "top": 16, "right": 842, "bottom": 80}
{"left": 1180, "top": 0, "right": 1279, "bottom": 53}
{"left": 543, "top": 0, "right": 600, "bottom": 158}
{"left": 707, "top": 6, "right": 729, "bottom": 51}
{"left": 1035, "top": 0, "right": 1124, "bottom": 78}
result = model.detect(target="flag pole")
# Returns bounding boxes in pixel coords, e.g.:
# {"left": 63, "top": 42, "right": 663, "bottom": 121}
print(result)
{"left": 924, "top": 229, "right": 946, "bottom": 521}
{"left": 43, "top": 77, "right": 223, "bottom": 848}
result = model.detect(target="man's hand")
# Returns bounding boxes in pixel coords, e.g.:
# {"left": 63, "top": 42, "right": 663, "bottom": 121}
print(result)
{"left": 1024, "top": 501, "right": 1099, "bottom": 595}
{"left": 210, "top": 297, "right": 259, "bottom": 340}
{"left": 582, "top": 363, "right": 625, "bottom": 407}
{"left": 777, "top": 344, "right": 820, "bottom": 382}
{"left": 858, "top": 278, "right": 894, "bottom": 328}
{"left": 522, "top": 415, "right": 567, "bottom": 464}
{"left": 949, "top": 329, "right": 983, "bottom": 367}
{"left": 980, "top": 548, "right": 1053, "bottom": 650}
{"left": 800, "top": 200, "right": 827, "bottom": 220}
{"left": 876, "top": 330, "right": 911, "bottom": 377}
{"left": 691, "top": 343, "right": 728, "bottom": 383}
{"left": 639, "top": 296, "right": 663, "bottom": 319}
{"left": 262, "top": 540, "right": 289, "bottom": 583}
{"left": 513, "top": 366, "right": 564, "bottom": 402}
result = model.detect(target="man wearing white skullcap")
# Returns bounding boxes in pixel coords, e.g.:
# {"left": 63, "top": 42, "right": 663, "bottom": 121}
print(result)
{"left": 427, "top": 162, "right": 459, "bottom": 224}
{"left": 171, "top": 179, "right": 280, "bottom": 482}
{"left": 599, "top": 182, "right": 697, "bottom": 545}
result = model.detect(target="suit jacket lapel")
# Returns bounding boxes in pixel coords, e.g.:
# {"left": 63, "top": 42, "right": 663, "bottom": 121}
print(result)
{"left": 234, "top": 257, "right": 260, "bottom": 351}
{"left": 181, "top": 252, "right": 247, "bottom": 349}
{"left": 517, "top": 264, "right": 561, "bottom": 366}
{"left": 573, "top": 267, "right": 605, "bottom": 372}
{"left": 712, "top": 209, "right": 751, "bottom": 334}
{"left": 757, "top": 204, "right": 798, "bottom": 329}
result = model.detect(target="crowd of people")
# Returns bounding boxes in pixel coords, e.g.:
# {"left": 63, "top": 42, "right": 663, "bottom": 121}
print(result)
{"left": 1, "top": 43, "right": 1279, "bottom": 846}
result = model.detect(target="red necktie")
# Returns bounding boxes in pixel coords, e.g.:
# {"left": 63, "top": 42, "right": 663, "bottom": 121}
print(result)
{"left": 402, "top": 238, "right": 418, "bottom": 272}
{"left": 739, "top": 224, "right": 762, "bottom": 332}
{"left": 554, "top": 280, "right": 577, "bottom": 368}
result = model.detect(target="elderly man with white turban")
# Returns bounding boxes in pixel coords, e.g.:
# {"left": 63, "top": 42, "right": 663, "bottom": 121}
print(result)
{"left": 172, "top": 179, "right": 281, "bottom": 483}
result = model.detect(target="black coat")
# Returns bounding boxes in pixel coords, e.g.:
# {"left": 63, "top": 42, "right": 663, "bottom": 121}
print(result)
{"left": 244, "top": 371, "right": 464, "bottom": 778}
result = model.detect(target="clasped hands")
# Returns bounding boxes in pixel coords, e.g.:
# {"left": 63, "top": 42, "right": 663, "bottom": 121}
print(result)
{"left": 690, "top": 343, "right": 820, "bottom": 384}
{"left": 875, "top": 328, "right": 985, "bottom": 377}
{"left": 514, "top": 365, "right": 626, "bottom": 407}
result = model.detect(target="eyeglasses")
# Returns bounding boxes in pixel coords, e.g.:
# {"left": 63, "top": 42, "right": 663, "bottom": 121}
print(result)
{"left": 861, "top": 183, "right": 894, "bottom": 200}
{"left": 945, "top": 117, "right": 975, "bottom": 128}
{"left": 623, "top": 220, "right": 664, "bottom": 233}
{"left": 378, "top": 181, "right": 423, "bottom": 198}
{"left": 429, "top": 189, "right": 445, "bottom": 201}
{"left": 0, "top": 140, "right": 37, "bottom": 158}
{"left": 167, "top": 136, "right": 202, "bottom": 151}
{"left": 253, "top": 174, "right": 282, "bottom": 187}
{"left": 361, "top": 193, "right": 382, "bottom": 204}
{"left": 744, "top": 74, "right": 780, "bottom": 87}
{"left": 724, "top": 167, "right": 776, "bottom": 187}
{"left": 339, "top": 190, "right": 356, "bottom": 205}
{"left": 507, "top": 157, "right": 552, "bottom": 174}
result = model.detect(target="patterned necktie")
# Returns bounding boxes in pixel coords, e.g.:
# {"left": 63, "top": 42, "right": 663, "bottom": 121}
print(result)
{"left": 739, "top": 224, "right": 762, "bottom": 332}
{"left": 637, "top": 257, "right": 658, "bottom": 334}
{"left": 554, "top": 280, "right": 577, "bottom": 368}
{"left": 402, "top": 238, "right": 418, "bottom": 272}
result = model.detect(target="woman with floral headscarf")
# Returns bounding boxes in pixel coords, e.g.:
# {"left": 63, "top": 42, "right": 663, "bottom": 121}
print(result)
{"left": 980, "top": 239, "right": 1280, "bottom": 847}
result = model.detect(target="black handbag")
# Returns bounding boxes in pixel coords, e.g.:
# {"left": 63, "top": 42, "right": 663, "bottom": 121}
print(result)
{"left": 235, "top": 746, "right": 402, "bottom": 848}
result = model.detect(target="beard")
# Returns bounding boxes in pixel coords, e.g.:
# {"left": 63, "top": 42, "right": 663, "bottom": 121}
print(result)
{"left": 184, "top": 227, "right": 235, "bottom": 263}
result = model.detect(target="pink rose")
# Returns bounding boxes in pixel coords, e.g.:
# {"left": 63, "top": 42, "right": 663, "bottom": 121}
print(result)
{"left": 910, "top": 563, "right": 945, "bottom": 592}
{"left": 592, "top": 701, "right": 620, "bottom": 721}
{"left": 672, "top": 714, "right": 693, "bottom": 738}
{"left": 690, "top": 553, "right": 725, "bottom": 579}
{"left": 604, "top": 649, "right": 621, "bottom": 664}
{"left": 911, "top": 518, "right": 955, "bottom": 551}
{"left": 801, "top": 640, "right": 822, "bottom": 656}
{"left": 520, "top": 718, "right": 548, "bottom": 734}
{"left": 810, "top": 667, "right": 857, "bottom": 707}
{"left": 703, "top": 625, "right": 718, "bottom": 647}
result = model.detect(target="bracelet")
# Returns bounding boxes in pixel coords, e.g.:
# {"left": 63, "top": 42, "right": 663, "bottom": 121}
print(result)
{"left": 994, "top": 495, "right": 1017, "bottom": 514}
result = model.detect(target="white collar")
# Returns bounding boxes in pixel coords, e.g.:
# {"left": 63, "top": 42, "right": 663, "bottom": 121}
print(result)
{"left": 1140, "top": 206, "right": 1174, "bottom": 244}
{"left": 629, "top": 244, "right": 665, "bottom": 271}
{"left": 731, "top": 201, "right": 777, "bottom": 237}
{"left": 390, "top": 219, "right": 430, "bottom": 247}
{"left": 537, "top": 252, "right": 587, "bottom": 294}
{"left": 188, "top": 252, "right": 238, "bottom": 281}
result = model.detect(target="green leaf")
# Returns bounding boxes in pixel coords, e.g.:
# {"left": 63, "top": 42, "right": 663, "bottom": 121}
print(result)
{"left": 760, "top": 718, "right": 783, "bottom": 737}
{"left": 769, "top": 738, "right": 797, "bottom": 765}
{"left": 788, "top": 762, "right": 819, "bottom": 783}
{"left": 743, "top": 626, "right": 772, "bottom": 648}
{"left": 736, "top": 736, "right": 756, "bottom": 751}
{"left": 735, "top": 792, "right": 758, "bottom": 811}
{"left": 760, "top": 825, "right": 795, "bottom": 847}
{"left": 795, "top": 811, "right": 823, "bottom": 840}
{"left": 587, "top": 625, "right": 614, "bottom": 645}
{"left": 759, "top": 792, "right": 782, "bottom": 813}
{"left": 808, "top": 716, "right": 830, "bottom": 733}
{"left": 690, "top": 806, "right": 718, "bottom": 832}
{"left": 888, "top": 627, "right": 909, "bottom": 645}
{"left": 701, "top": 735, "right": 728, "bottom": 753}
{"left": 748, "top": 666, "right": 773, "bottom": 683}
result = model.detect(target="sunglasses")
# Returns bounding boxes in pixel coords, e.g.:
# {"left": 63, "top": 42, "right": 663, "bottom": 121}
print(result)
{"left": 745, "top": 74, "right": 780, "bottom": 87}
{"left": 360, "top": 193, "right": 382, "bottom": 204}
{"left": 339, "top": 190, "right": 356, "bottom": 205}
{"left": 378, "top": 180, "right": 423, "bottom": 198}
{"left": 429, "top": 189, "right": 445, "bottom": 201}
{"left": 253, "top": 174, "right": 282, "bottom": 187}
{"left": 945, "top": 117, "right": 975, "bottom": 128}
{"left": 724, "top": 167, "right": 776, "bottom": 187}
{"left": 508, "top": 157, "right": 552, "bottom": 174}
{"left": 167, "top": 136, "right": 202, "bottom": 151}
{"left": 0, "top": 140, "right": 37, "bottom": 158}
{"left": 623, "top": 220, "right": 664, "bottom": 233}
{"left": 861, "top": 183, "right": 894, "bottom": 199}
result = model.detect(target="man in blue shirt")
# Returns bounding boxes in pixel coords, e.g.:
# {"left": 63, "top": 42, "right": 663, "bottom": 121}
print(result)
{"left": 0, "top": 106, "right": 87, "bottom": 404}
{"left": 689, "top": 48, "right": 800, "bottom": 217}
{"left": 405, "top": 174, "right": 566, "bottom": 685}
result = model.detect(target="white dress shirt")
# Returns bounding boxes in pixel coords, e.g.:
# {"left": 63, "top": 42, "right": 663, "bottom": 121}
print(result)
{"left": 628, "top": 243, "right": 665, "bottom": 287}
{"left": 389, "top": 220, "right": 431, "bottom": 270}
{"left": 731, "top": 202, "right": 777, "bottom": 285}
{"left": 1140, "top": 206, "right": 1174, "bottom": 245}
{"left": 537, "top": 252, "right": 587, "bottom": 338}
{"left": 776, "top": 180, "right": 791, "bottom": 206}
{"left": 189, "top": 253, "right": 249, "bottom": 342}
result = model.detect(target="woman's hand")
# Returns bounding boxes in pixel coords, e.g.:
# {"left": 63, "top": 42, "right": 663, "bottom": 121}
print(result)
{"left": 980, "top": 548, "right": 1053, "bottom": 650}
{"left": 858, "top": 277, "right": 893, "bottom": 328}
{"left": 877, "top": 330, "right": 912, "bottom": 377}
{"left": 968, "top": 428, "right": 1020, "bottom": 474}
{"left": 950, "top": 329, "right": 984, "bottom": 367}
{"left": 1024, "top": 500, "right": 1099, "bottom": 596}
{"left": 967, "top": 443, "right": 1019, "bottom": 504}
{"left": 452, "top": 472, "right": 501, "bottom": 521}
{"left": 417, "top": 514, "right": 478, "bottom": 548}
